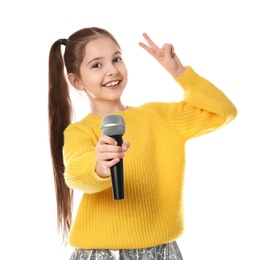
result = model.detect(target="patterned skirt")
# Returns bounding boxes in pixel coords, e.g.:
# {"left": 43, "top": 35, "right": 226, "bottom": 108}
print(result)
{"left": 69, "top": 241, "right": 183, "bottom": 259}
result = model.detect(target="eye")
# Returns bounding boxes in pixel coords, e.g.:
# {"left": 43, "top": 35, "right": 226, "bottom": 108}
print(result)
{"left": 113, "top": 57, "right": 122, "bottom": 63}
{"left": 92, "top": 63, "right": 101, "bottom": 69}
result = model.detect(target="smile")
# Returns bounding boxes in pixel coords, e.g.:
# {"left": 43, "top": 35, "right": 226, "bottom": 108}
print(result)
{"left": 103, "top": 80, "right": 120, "bottom": 87}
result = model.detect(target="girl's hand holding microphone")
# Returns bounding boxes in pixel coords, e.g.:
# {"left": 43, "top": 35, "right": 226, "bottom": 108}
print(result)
{"left": 95, "top": 135, "right": 130, "bottom": 178}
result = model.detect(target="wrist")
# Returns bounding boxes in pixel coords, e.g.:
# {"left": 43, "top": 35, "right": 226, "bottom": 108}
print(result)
{"left": 172, "top": 66, "right": 187, "bottom": 78}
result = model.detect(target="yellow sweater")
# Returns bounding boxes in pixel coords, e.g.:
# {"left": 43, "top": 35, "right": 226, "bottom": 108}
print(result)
{"left": 63, "top": 66, "right": 237, "bottom": 250}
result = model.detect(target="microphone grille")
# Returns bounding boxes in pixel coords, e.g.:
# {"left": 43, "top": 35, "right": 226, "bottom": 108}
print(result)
{"left": 101, "top": 114, "right": 126, "bottom": 136}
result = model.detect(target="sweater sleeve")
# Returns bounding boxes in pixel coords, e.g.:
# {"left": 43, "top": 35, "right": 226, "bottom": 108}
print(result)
{"left": 63, "top": 124, "right": 112, "bottom": 194}
{"left": 144, "top": 66, "right": 237, "bottom": 140}
{"left": 170, "top": 66, "right": 237, "bottom": 140}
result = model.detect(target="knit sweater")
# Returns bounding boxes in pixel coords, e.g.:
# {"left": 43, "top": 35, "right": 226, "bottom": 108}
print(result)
{"left": 63, "top": 66, "right": 237, "bottom": 250}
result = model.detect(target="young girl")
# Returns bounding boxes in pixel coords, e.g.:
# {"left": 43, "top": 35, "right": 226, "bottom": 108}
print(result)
{"left": 48, "top": 27, "right": 237, "bottom": 259}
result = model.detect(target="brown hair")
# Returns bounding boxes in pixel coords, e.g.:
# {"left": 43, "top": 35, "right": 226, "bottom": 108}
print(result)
{"left": 48, "top": 27, "right": 121, "bottom": 244}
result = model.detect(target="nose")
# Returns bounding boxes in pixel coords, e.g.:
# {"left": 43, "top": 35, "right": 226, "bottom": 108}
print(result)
{"left": 106, "top": 62, "right": 119, "bottom": 76}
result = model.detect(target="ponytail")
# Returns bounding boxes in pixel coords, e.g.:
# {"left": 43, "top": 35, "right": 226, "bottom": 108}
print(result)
{"left": 48, "top": 40, "right": 73, "bottom": 244}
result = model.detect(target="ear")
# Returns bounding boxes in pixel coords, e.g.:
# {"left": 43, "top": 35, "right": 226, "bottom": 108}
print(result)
{"left": 67, "top": 73, "right": 84, "bottom": 90}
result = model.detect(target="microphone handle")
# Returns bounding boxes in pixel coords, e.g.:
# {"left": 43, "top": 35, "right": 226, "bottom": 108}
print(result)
{"left": 110, "top": 135, "right": 124, "bottom": 200}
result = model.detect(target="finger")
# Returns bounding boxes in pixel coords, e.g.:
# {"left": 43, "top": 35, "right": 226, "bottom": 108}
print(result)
{"left": 163, "top": 43, "right": 173, "bottom": 53}
{"left": 122, "top": 141, "right": 130, "bottom": 151}
{"left": 138, "top": 33, "right": 160, "bottom": 57}
{"left": 96, "top": 146, "right": 125, "bottom": 161}
{"left": 102, "top": 158, "right": 120, "bottom": 169}
{"left": 99, "top": 135, "right": 117, "bottom": 145}
{"left": 142, "top": 33, "right": 158, "bottom": 48}
{"left": 97, "top": 141, "right": 129, "bottom": 161}
{"left": 164, "top": 43, "right": 173, "bottom": 60}
{"left": 138, "top": 41, "right": 156, "bottom": 57}
{"left": 96, "top": 141, "right": 126, "bottom": 154}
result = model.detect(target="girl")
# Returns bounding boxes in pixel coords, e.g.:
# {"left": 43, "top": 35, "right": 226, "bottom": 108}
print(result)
{"left": 48, "top": 27, "right": 237, "bottom": 259}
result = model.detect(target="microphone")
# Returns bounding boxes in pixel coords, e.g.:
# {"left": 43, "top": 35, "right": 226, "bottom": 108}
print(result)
{"left": 101, "top": 114, "right": 126, "bottom": 200}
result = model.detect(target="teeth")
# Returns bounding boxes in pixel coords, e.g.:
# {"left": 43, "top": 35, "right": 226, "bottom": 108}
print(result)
{"left": 105, "top": 81, "right": 119, "bottom": 87}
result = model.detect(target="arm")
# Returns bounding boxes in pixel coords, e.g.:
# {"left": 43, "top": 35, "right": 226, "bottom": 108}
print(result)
{"left": 63, "top": 125, "right": 111, "bottom": 194}
{"left": 139, "top": 34, "right": 237, "bottom": 140}
{"left": 63, "top": 125, "right": 130, "bottom": 194}
{"left": 174, "top": 66, "right": 238, "bottom": 139}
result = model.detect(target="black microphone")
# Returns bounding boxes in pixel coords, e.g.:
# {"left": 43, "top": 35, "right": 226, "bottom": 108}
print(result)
{"left": 101, "top": 114, "right": 126, "bottom": 200}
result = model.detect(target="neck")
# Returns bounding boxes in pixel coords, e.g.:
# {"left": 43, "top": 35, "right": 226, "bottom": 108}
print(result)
{"left": 91, "top": 101, "right": 127, "bottom": 116}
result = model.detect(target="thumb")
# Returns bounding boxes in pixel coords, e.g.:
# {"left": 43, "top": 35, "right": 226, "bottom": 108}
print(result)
{"left": 122, "top": 141, "right": 130, "bottom": 152}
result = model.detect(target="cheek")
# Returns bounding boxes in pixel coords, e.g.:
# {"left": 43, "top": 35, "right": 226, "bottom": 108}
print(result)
{"left": 82, "top": 73, "right": 102, "bottom": 87}
{"left": 121, "top": 65, "right": 128, "bottom": 78}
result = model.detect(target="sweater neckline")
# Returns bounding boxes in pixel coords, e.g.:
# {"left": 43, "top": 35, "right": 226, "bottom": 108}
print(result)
{"left": 83, "top": 106, "right": 135, "bottom": 123}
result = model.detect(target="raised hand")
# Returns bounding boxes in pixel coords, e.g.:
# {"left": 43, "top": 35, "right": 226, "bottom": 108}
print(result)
{"left": 139, "top": 33, "right": 186, "bottom": 78}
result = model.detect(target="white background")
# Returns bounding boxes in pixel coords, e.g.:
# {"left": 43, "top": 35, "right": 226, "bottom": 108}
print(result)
{"left": 1, "top": 0, "right": 267, "bottom": 259}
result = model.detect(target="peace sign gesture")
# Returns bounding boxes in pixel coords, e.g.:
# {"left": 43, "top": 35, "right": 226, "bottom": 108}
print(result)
{"left": 139, "top": 33, "right": 186, "bottom": 78}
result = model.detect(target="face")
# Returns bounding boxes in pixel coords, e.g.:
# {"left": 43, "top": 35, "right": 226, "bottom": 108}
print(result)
{"left": 77, "top": 37, "right": 128, "bottom": 105}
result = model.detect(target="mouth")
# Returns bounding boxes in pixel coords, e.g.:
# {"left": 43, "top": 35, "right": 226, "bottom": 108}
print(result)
{"left": 103, "top": 80, "right": 121, "bottom": 88}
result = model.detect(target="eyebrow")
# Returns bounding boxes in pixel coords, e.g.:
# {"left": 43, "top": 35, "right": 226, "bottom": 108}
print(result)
{"left": 87, "top": 51, "right": 122, "bottom": 66}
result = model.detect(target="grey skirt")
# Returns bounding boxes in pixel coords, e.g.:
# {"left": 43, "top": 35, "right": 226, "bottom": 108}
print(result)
{"left": 69, "top": 241, "right": 183, "bottom": 259}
